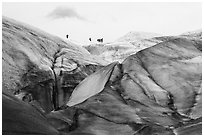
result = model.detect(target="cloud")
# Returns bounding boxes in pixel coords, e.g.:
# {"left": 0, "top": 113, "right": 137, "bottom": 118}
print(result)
{"left": 47, "top": 6, "right": 87, "bottom": 21}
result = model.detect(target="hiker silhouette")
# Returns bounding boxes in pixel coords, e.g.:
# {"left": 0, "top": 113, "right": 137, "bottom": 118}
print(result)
{"left": 97, "top": 38, "right": 103, "bottom": 43}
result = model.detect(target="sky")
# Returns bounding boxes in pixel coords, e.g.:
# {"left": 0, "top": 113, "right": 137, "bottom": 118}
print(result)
{"left": 2, "top": 2, "right": 202, "bottom": 44}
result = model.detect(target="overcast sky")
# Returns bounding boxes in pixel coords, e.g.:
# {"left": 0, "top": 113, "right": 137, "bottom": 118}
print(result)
{"left": 2, "top": 2, "right": 202, "bottom": 44}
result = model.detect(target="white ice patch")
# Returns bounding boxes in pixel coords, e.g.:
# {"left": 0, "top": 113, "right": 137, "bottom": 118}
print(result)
{"left": 67, "top": 62, "right": 118, "bottom": 107}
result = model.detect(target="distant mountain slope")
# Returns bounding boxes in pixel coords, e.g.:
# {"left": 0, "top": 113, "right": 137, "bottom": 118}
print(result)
{"left": 83, "top": 31, "right": 163, "bottom": 62}
{"left": 180, "top": 29, "right": 202, "bottom": 39}
{"left": 84, "top": 30, "right": 202, "bottom": 62}
{"left": 116, "top": 31, "right": 162, "bottom": 42}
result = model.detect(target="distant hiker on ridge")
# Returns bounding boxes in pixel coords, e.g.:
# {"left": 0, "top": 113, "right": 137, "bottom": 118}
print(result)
{"left": 97, "top": 38, "right": 103, "bottom": 43}
{"left": 66, "top": 34, "right": 69, "bottom": 39}
{"left": 89, "top": 38, "right": 92, "bottom": 41}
